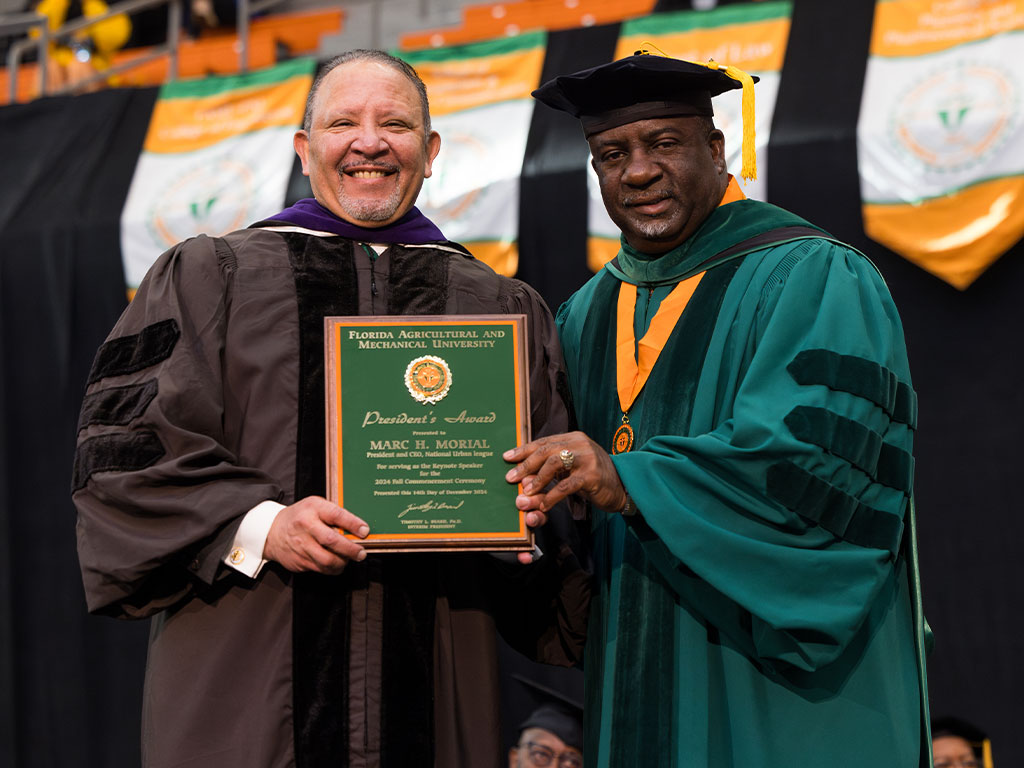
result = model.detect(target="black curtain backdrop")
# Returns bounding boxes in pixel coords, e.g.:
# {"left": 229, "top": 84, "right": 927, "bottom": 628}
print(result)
{"left": 0, "top": 87, "right": 157, "bottom": 766}
{"left": 516, "top": 23, "right": 621, "bottom": 310}
{"left": 770, "top": 2, "right": 1024, "bottom": 764}
{"left": 1, "top": 1, "right": 1022, "bottom": 764}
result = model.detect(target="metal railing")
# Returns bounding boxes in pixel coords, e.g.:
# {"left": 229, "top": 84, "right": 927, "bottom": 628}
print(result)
{"left": 1, "top": 11, "right": 49, "bottom": 98}
{"left": 2, "top": 0, "right": 440, "bottom": 103}
{"left": 236, "top": 0, "right": 290, "bottom": 74}
{"left": 4, "top": 0, "right": 183, "bottom": 102}
{"left": 1, "top": 0, "right": 291, "bottom": 103}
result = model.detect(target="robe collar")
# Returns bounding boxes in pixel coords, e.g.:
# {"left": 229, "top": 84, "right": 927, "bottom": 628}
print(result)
{"left": 261, "top": 198, "right": 446, "bottom": 244}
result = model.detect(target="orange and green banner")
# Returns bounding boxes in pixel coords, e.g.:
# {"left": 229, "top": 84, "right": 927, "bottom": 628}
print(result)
{"left": 588, "top": 1, "right": 793, "bottom": 271}
{"left": 120, "top": 58, "right": 314, "bottom": 291}
{"left": 858, "top": 0, "right": 1024, "bottom": 289}
{"left": 401, "top": 33, "right": 547, "bottom": 277}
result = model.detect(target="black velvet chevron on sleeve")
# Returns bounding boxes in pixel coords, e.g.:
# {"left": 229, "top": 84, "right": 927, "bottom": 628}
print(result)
{"left": 783, "top": 405, "right": 914, "bottom": 493}
{"left": 765, "top": 460, "right": 905, "bottom": 556}
{"left": 71, "top": 431, "right": 165, "bottom": 493}
{"left": 87, "top": 319, "right": 180, "bottom": 384}
{"left": 77, "top": 379, "right": 159, "bottom": 432}
{"left": 786, "top": 349, "right": 917, "bottom": 428}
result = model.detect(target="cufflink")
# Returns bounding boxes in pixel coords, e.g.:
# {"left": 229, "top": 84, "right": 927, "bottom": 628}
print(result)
{"left": 229, "top": 547, "right": 246, "bottom": 565}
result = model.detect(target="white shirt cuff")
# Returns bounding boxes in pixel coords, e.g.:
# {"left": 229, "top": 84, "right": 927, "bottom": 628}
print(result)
{"left": 223, "top": 500, "right": 285, "bottom": 578}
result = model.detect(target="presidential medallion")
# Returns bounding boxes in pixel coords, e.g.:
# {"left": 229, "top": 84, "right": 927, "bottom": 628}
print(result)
{"left": 611, "top": 422, "right": 634, "bottom": 454}
{"left": 405, "top": 355, "right": 452, "bottom": 405}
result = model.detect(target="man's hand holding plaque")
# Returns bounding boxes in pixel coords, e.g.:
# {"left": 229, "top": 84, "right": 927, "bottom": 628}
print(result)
{"left": 264, "top": 496, "right": 371, "bottom": 573}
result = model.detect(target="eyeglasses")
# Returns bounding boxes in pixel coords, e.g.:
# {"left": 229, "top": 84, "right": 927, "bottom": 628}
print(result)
{"left": 934, "top": 759, "right": 981, "bottom": 768}
{"left": 521, "top": 740, "right": 584, "bottom": 768}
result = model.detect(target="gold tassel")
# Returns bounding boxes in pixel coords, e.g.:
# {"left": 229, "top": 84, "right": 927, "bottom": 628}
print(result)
{"left": 699, "top": 59, "right": 758, "bottom": 181}
{"left": 983, "top": 738, "right": 994, "bottom": 768}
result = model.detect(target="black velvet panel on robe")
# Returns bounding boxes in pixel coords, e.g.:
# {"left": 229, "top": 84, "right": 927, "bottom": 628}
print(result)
{"left": 287, "top": 234, "right": 459, "bottom": 765}
{"left": 287, "top": 233, "right": 359, "bottom": 764}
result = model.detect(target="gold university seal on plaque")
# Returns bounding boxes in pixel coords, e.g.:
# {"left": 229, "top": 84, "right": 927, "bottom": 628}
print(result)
{"left": 405, "top": 356, "right": 452, "bottom": 405}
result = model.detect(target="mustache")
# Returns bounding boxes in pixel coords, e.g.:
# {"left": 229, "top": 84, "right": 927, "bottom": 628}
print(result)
{"left": 621, "top": 190, "right": 673, "bottom": 206}
{"left": 340, "top": 161, "right": 399, "bottom": 174}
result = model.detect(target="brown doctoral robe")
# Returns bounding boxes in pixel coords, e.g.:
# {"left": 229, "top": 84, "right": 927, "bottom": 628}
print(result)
{"left": 72, "top": 225, "right": 588, "bottom": 768}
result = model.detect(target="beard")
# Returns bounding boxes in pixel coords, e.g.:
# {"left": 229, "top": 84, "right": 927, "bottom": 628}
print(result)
{"left": 337, "top": 185, "right": 403, "bottom": 222}
{"left": 335, "top": 162, "right": 404, "bottom": 223}
{"left": 629, "top": 216, "right": 677, "bottom": 240}
{"left": 610, "top": 206, "right": 681, "bottom": 245}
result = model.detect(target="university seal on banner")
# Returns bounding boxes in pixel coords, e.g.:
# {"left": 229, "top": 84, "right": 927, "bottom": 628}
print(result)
{"left": 405, "top": 356, "right": 452, "bottom": 405}
{"left": 889, "top": 62, "right": 1017, "bottom": 176}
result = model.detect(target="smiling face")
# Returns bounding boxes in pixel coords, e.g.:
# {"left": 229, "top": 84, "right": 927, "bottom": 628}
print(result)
{"left": 294, "top": 59, "right": 441, "bottom": 227}
{"left": 588, "top": 115, "right": 728, "bottom": 254}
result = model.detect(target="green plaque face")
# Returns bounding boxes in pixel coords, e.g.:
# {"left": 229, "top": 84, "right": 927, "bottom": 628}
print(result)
{"left": 325, "top": 315, "right": 531, "bottom": 551}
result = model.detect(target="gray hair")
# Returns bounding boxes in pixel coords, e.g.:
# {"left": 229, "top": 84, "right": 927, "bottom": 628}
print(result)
{"left": 302, "top": 49, "right": 432, "bottom": 136}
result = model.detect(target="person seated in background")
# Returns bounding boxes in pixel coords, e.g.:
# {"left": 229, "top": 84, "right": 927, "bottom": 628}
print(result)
{"left": 32, "top": 0, "right": 131, "bottom": 91}
{"left": 932, "top": 717, "right": 993, "bottom": 768}
{"left": 509, "top": 703, "right": 583, "bottom": 768}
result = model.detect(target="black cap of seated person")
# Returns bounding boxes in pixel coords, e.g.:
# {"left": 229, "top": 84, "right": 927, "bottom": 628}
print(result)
{"left": 509, "top": 703, "right": 583, "bottom": 768}
{"left": 932, "top": 716, "right": 993, "bottom": 768}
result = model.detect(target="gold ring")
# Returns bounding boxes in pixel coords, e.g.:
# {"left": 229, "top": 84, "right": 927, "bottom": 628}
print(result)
{"left": 559, "top": 449, "right": 575, "bottom": 471}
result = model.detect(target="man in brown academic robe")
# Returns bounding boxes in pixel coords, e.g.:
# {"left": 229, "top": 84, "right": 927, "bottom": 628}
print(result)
{"left": 72, "top": 49, "right": 587, "bottom": 768}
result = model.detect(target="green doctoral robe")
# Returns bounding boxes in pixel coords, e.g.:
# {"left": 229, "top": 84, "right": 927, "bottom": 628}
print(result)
{"left": 557, "top": 198, "right": 929, "bottom": 767}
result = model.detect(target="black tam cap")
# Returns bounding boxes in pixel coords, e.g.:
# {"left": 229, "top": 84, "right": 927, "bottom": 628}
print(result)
{"left": 532, "top": 52, "right": 761, "bottom": 180}
{"left": 532, "top": 53, "right": 757, "bottom": 137}
{"left": 518, "top": 704, "right": 583, "bottom": 752}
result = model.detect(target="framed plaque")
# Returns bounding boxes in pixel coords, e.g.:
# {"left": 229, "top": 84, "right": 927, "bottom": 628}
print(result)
{"left": 325, "top": 314, "right": 532, "bottom": 551}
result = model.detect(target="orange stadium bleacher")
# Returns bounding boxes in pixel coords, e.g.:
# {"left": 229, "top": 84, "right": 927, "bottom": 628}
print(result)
{"left": 249, "top": 8, "right": 343, "bottom": 58}
{"left": 400, "top": 0, "right": 656, "bottom": 50}
{"left": 0, "top": 7, "right": 342, "bottom": 104}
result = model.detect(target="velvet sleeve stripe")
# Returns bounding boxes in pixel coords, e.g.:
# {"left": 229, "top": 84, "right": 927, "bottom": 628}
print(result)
{"left": 786, "top": 349, "right": 917, "bottom": 428}
{"left": 87, "top": 319, "right": 181, "bottom": 384}
{"left": 784, "top": 406, "right": 914, "bottom": 493}
{"left": 71, "top": 431, "right": 165, "bottom": 493}
{"left": 766, "top": 460, "right": 905, "bottom": 556}
{"left": 77, "top": 379, "right": 159, "bottom": 433}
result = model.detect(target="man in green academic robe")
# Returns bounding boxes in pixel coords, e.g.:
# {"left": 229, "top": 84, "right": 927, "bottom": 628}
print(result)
{"left": 504, "top": 53, "right": 930, "bottom": 767}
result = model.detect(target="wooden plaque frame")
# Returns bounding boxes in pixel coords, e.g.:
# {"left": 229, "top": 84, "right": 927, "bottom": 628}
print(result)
{"left": 325, "top": 314, "right": 532, "bottom": 551}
